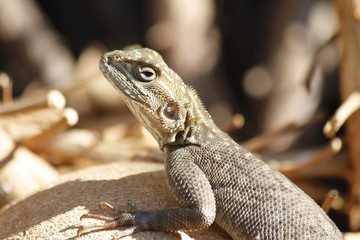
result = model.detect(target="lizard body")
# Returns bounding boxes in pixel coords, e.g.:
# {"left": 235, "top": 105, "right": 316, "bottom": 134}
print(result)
{"left": 78, "top": 48, "right": 343, "bottom": 239}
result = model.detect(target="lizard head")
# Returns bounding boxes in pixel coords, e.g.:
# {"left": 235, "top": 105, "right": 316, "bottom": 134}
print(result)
{"left": 99, "top": 48, "right": 193, "bottom": 149}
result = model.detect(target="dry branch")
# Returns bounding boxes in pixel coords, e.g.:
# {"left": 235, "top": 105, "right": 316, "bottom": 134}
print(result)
{"left": 0, "top": 73, "right": 12, "bottom": 104}
{"left": 0, "top": 90, "right": 66, "bottom": 115}
{"left": 324, "top": 91, "right": 360, "bottom": 138}
{"left": 335, "top": 0, "right": 360, "bottom": 230}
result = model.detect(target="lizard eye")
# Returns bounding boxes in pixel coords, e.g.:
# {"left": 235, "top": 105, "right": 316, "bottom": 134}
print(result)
{"left": 163, "top": 102, "right": 178, "bottom": 120}
{"left": 138, "top": 66, "right": 157, "bottom": 81}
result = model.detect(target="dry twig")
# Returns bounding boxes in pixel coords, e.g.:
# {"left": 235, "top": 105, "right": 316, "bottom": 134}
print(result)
{"left": 0, "top": 90, "right": 66, "bottom": 115}
{"left": 324, "top": 91, "right": 360, "bottom": 138}
{"left": 335, "top": 0, "right": 360, "bottom": 230}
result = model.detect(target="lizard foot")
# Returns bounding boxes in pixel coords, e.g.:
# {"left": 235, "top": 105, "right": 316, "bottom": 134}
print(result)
{"left": 77, "top": 202, "right": 138, "bottom": 239}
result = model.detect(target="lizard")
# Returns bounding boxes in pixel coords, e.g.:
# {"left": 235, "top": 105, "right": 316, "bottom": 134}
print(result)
{"left": 77, "top": 48, "right": 343, "bottom": 239}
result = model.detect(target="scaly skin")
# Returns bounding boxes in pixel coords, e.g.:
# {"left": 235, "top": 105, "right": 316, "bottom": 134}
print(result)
{"left": 77, "top": 48, "right": 343, "bottom": 240}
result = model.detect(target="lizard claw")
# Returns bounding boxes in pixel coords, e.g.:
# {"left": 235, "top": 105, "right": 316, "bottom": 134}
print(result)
{"left": 98, "top": 202, "right": 125, "bottom": 215}
{"left": 98, "top": 201, "right": 139, "bottom": 214}
{"left": 77, "top": 224, "right": 136, "bottom": 240}
{"left": 77, "top": 202, "right": 138, "bottom": 239}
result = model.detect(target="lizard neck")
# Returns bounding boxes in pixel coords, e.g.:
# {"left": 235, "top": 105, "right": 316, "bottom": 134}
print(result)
{"left": 171, "top": 88, "right": 219, "bottom": 147}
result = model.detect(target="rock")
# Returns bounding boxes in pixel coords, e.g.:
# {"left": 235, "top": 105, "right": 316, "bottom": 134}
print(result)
{"left": 0, "top": 161, "right": 230, "bottom": 240}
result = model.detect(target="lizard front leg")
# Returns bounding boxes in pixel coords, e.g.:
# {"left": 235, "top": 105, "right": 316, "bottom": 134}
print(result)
{"left": 77, "top": 148, "right": 216, "bottom": 239}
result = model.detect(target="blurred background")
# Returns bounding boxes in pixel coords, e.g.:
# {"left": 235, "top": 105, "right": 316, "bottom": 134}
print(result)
{"left": 1, "top": 0, "right": 360, "bottom": 236}
{"left": 0, "top": 0, "right": 339, "bottom": 138}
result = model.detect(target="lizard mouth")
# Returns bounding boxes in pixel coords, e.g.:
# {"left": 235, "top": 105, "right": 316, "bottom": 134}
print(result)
{"left": 99, "top": 55, "right": 147, "bottom": 104}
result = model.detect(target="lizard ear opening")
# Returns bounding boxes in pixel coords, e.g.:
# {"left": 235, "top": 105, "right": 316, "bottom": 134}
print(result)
{"left": 159, "top": 101, "right": 185, "bottom": 135}
{"left": 163, "top": 102, "right": 178, "bottom": 120}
